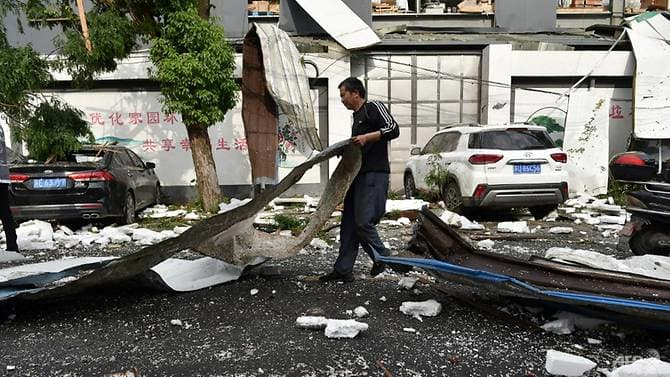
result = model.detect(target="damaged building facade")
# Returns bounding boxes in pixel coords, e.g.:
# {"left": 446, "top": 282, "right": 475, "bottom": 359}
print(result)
{"left": 1, "top": 0, "right": 646, "bottom": 201}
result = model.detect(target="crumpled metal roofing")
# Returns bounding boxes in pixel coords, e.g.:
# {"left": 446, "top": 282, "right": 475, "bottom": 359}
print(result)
{"left": 251, "top": 23, "right": 322, "bottom": 153}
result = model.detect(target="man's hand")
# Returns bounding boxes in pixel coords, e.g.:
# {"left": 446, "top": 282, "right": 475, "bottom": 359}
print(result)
{"left": 351, "top": 134, "right": 369, "bottom": 147}
{"left": 351, "top": 131, "right": 382, "bottom": 147}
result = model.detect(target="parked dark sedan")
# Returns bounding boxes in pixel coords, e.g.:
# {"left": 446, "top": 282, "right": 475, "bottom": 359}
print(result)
{"left": 9, "top": 145, "right": 160, "bottom": 224}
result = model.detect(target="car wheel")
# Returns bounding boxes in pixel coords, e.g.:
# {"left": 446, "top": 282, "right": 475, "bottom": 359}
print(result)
{"left": 441, "top": 180, "right": 464, "bottom": 214}
{"left": 404, "top": 173, "right": 416, "bottom": 199}
{"left": 121, "top": 192, "right": 136, "bottom": 225}
{"left": 629, "top": 226, "right": 670, "bottom": 256}
{"left": 529, "top": 205, "right": 557, "bottom": 220}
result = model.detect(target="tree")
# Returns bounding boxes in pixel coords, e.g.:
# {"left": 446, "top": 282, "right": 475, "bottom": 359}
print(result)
{"left": 3, "top": 0, "right": 238, "bottom": 212}
{"left": 1, "top": 2, "right": 91, "bottom": 159}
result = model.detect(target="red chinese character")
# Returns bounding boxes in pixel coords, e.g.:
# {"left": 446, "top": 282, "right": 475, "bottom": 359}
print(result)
{"left": 142, "top": 139, "right": 157, "bottom": 152}
{"left": 128, "top": 112, "right": 143, "bottom": 125}
{"left": 161, "top": 138, "right": 176, "bottom": 152}
{"left": 234, "top": 137, "right": 248, "bottom": 151}
{"left": 164, "top": 113, "right": 179, "bottom": 125}
{"left": 179, "top": 138, "right": 191, "bottom": 151}
{"left": 109, "top": 112, "right": 124, "bottom": 126}
{"left": 216, "top": 137, "right": 230, "bottom": 151}
{"left": 609, "top": 104, "right": 624, "bottom": 119}
{"left": 89, "top": 112, "right": 104, "bottom": 125}
{"left": 147, "top": 112, "right": 160, "bottom": 125}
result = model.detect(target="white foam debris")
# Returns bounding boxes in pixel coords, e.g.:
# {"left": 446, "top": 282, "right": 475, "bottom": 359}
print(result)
{"left": 598, "top": 215, "right": 626, "bottom": 225}
{"left": 438, "top": 210, "right": 484, "bottom": 230}
{"left": 403, "top": 328, "right": 417, "bottom": 333}
{"left": 398, "top": 277, "right": 418, "bottom": 290}
{"left": 173, "top": 226, "right": 191, "bottom": 235}
{"left": 545, "top": 350, "right": 596, "bottom": 376}
{"left": 497, "top": 221, "right": 530, "bottom": 233}
{"left": 399, "top": 300, "right": 442, "bottom": 321}
{"left": 541, "top": 318, "right": 575, "bottom": 335}
{"left": 310, "top": 238, "right": 330, "bottom": 250}
{"left": 609, "top": 358, "right": 670, "bottom": 377}
{"left": 218, "top": 198, "right": 252, "bottom": 214}
{"left": 459, "top": 215, "right": 485, "bottom": 230}
{"left": 170, "top": 319, "right": 183, "bottom": 326}
{"left": 477, "top": 239, "right": 495, "bottom": 250}
{"left": 353, "top": 306, "right": 369, "bottom": 318}
{"left": 385, "top": 199, "right": 430, "bottom": 213}
{"left": 183, "top": 212, "right": 201, "bottom": 221}
{"left": 16, "top": 220, "right": 55, "bottom": 250}
{"left": 397, "top": 217, "right": 412, "bottom": 226}
{"left": 549, "top": 227, "right": 574, "bottom": 234}
{"left": 545, "top": 248, "right": 670, "bottom": 281}
{"left": 587, "top": 338, "right": 602, "bottom": 345}
{"left": 295, "top": 316, "right": 328, "bottom": 329}
{"left": 324, "top": 319, "right": 368, "bottom": 339}
{"left": 250, "top": 289, "right": 259, "bottom": 296}
{"left": 379, "top": 296, "right": 387, "bottom": 302}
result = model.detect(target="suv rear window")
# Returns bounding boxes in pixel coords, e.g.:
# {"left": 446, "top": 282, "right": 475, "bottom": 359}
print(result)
{"left": 468, "top": 129, "right": 555, "bottom": 150}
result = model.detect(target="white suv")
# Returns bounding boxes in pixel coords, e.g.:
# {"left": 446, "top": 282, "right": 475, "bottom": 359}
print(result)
{"left": 404, "top": 123, "right": 569, "bottom": 219}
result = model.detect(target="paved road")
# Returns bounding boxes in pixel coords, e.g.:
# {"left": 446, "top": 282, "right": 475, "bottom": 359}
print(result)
{"left": 0, "top": 219, "right": 668, "bottom": 376}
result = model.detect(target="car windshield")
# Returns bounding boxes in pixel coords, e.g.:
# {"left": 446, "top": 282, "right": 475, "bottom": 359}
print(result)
{"left": 468, "top": 129, "right": 555, "bottom": 150}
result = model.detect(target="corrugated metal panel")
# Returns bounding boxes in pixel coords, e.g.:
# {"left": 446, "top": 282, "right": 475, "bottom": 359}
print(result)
{"left": 253, "top": 24, "right": 322, "bottom": 153}
{"left": 626, "top": 13, "right": 670, "bottom": 139}
{"left": 294, "top": 0, "right": 380, "bottom": 50}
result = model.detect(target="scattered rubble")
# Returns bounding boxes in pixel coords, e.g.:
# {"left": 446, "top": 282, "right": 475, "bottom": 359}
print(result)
{"left": 353, "top": 306, "right": 368, "bottom": 318}
{"left": 544, "top": 349, "right": 596, "bottom": 376}
{"left": 324, "top": 319, "right": 368, "bottom": 339}
{"left": 399, "top": 300, "right": 442, "bottom": 321}
{"left": 608, "top": 358, "right": 670, "bottom": 377}
{"left": 497, "top": 221, "right": 530, "bottom": 233}
{"left": 397, "top": 277, "right": 418, "bottom": 290}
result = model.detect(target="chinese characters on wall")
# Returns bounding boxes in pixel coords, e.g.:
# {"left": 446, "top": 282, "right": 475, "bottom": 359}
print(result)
{"left": 88, "top": 111, "right": 248, "bottom": 154}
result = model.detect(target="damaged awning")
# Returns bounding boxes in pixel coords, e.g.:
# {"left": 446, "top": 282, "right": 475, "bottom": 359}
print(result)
{"left": 626, "top": 12, "right": 670, "bottom": 139}
{"left": 242, "top": 23, "right": 322, "bottom": 186}
{"left": 292, "top": 0, "right": 380, "bottom": 50}
{"left": 380, "top": 207, "right": 670, "bottom": 326}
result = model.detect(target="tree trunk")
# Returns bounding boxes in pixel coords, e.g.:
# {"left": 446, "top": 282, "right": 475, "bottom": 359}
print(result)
{"left": 187, "top": 124, "right": 221, "bottom": 213}
{"left": 197, "top": 0, "right": 210, "bottom": 19}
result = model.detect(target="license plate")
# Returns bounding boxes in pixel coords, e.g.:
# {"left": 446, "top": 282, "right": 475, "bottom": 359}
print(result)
{"left": 513, "top": 164, "right": 540, "bottom": 174}
{"left": 33, "top": 178, "right": 67, "bottom": 190}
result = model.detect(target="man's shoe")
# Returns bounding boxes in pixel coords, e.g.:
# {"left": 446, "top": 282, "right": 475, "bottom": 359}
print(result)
{"left": 370, "top": 262, "right": 387, "bottom": 277}
{"left": 319, "top": 270, "right": 354, "bottom": 282}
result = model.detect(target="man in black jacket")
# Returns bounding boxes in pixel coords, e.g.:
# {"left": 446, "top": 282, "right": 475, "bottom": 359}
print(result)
{"left": 320, "top": 77, "right": 400, "bottom": 282}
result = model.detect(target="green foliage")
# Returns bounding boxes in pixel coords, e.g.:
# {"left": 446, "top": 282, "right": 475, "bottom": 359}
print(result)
{"left": 606, "top": 178, "right": 642, "bottom": 206}
{"left": 149, "top": 8, "right": 238, "bottom": 128}
{"left": 273, "top": 213, "right": 308, "bottom": 235}
{"left": 24, "top": 0, "right": 76, "bottom": 27}
{"left": 424, "top": 153, "right": 449, "bottom": 192}
{"left": 0, "top": 43, "right": 51, "bottom": 123}
{"left": 15, "top": 99, "right": 94, "bottom": 161}
{"left": 53, "top": 8, "right": 136, "bottom": 86}
{"left": 530, "top": 115, "right": 563, "bottom": 133}
{"left": 137, "top": 216, "right": 192, "bottom": 231}
{"left": 387, "top": 190, "right": 402, "bottom": 200}
{"left": 386, "top": 209, "right": 402, "bottom": 220}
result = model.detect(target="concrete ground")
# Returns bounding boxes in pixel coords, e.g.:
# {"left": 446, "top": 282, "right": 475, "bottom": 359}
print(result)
{"left": 0, "top": 214, "right": 668, "bottom": 377}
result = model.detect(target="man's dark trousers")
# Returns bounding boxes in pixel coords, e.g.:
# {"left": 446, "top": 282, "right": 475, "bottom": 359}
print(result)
{"left": 0, "top": 183, "right": 18, "bottom": 251}
{"left": 334, "top": 171, "right": 390, "bottom": 275}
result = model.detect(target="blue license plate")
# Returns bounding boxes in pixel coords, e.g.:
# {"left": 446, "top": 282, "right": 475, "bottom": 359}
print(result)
{"left": 513, "top": 164, "right": 541, "bottom": 174}
{"left": 33, "top": 178, "right": 67, "bottom": 189}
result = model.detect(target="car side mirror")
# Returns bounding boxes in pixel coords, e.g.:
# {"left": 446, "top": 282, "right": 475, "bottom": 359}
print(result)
{"left": 145, "top": 162, "right": 156, "bottom": 169}
{"left": 410, "top": 146, "right": 422, "bottom": 156}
